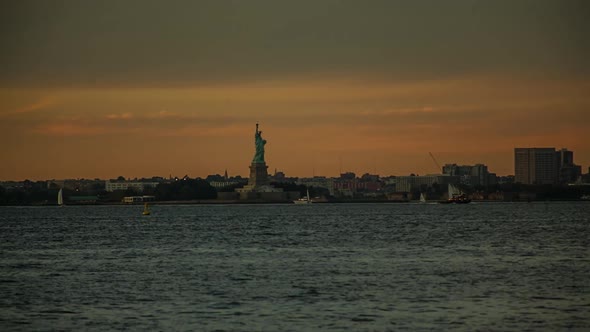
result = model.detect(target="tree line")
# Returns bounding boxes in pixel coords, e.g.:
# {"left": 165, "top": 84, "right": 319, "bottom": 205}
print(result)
{"left": 0, "top": 179, "right": 217, "bottom": 205}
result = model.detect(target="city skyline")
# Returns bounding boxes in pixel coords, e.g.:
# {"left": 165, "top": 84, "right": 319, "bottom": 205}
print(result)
{"left": 1, "top": 1, "right": 589, "bottom": 180}
{"left": 0, "top": 147, "right": 583, "bottom": 182}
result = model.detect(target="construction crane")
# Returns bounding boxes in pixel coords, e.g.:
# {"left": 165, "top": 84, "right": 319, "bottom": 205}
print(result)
{"left": 429, "top": 152, "right": 442, "bottom": 173}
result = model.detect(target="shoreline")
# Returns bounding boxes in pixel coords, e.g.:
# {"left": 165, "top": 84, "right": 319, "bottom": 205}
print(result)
{"left": 2, "top": 198, "right": 589, "bottom": 207}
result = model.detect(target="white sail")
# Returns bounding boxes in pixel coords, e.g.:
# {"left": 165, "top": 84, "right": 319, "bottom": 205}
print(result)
{"left": 419, "top": 193, "right": 426, "bottom": 203}
{"left": 294, "top": 189, "right": 312, "bottom": 204}
{"left": 448, "top": 184, "right": 462, "bottom": 198}
{"left": 57, "top": 188, "right": 63, "bottom": 206}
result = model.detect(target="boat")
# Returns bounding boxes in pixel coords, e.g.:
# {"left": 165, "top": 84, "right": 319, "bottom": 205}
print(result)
{"left": 293, "top": 189, "right": 312, "bottom": 204}
{"left": 439, "top": 184, "right": 471, "bottom": 204}
{"left": 142, "top": 203, "right": 151, "bottom": 215}
{"left": 57, "top": 188, "right": 64, "bottom": 206}
{"left": 419, "top": 193, "right": 427, "bottom": 203}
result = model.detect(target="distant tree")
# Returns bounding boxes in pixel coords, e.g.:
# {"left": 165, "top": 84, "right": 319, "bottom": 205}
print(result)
{"left": 105, "top": 190, "right": 127, "bottom": 202}
{"left": 271, "top": 182, "right": 305, "bottom": 195}
{"left": 0, "top": 185, "right": 6, "bottom": 205}
{"left": 309, "top": 186, "right": 331, "bottom": 198}
{"left": 269, "top": 182, "right": 330, "bottom": 197}
{"left": 205, "top": 174, "right": 224, "bottom": 182}
{"left": 116, "top": 176, "right": 126, "bottom": 181}
{"left": 142, "top": 186, "right": 156, "bottom": 196}
{"left": 91, "top": 183, "right": 105, "bottom": 192}
{"left": 125, "top": 187, "right": 139, "bottom": 196}
{"left": 155, "top": 179, "right": 216, "bottom": 201}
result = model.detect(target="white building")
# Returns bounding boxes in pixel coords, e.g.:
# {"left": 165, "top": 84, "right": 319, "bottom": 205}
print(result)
{"left": 209, "top": 181, "right": 241, "bottom": 189}
{"left": 105, "top": 180, "right": 160, "bottom": 192}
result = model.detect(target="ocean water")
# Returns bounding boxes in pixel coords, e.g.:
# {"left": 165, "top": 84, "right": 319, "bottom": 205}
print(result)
{"left": 0, "top": 202, "right": 589, "bottom": 331}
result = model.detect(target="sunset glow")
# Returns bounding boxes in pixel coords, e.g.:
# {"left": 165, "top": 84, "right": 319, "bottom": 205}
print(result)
{"left": 1, "top": 1, "right": 588, "bottom": 180}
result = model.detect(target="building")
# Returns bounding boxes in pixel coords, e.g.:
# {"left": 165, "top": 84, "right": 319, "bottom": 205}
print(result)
{"left": 442, "top": 163, "right": 497, "bottom": 187}
{"left": 515, "top": 147, "right": 581, "bottom": 185}
{"left": 105, "top": 180, "right": 160, "bottom": 192}
{"left": 208, "top": 180, "right": 241, "bottom": 189}
{"left": 297, "top": 177, "right": 335, "bottom": 195}
{"left": 557, "top": 148, "right": 581, "bottom": 184}
{"left": 514, "top": 148, "right": 558, "bottom": 185}
{"left": 339, "top": 172, "right": 356, "bottom": 180}
{"left": 47, "top": 179, "right": 105, "bottom": 192}
{"left": 560, "top": 163, "right": 582, "bottom": 184}
{"left": 395, "top": 174, "right": 458, "bottom": 192}
{"left": 557, "top": 148, "right": 573, "bottom": 165}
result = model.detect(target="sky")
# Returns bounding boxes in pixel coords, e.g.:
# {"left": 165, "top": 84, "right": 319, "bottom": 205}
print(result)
{"left": 1, "top": 0, "right": 589, "bottom": 180}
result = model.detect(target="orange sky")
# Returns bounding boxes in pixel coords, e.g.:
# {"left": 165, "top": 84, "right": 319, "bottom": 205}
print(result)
{"left": 1, "top": 75, "right": 588, "bottom": 180}
{"left": 1, "top": 1, "right": 588, "bottom": 180}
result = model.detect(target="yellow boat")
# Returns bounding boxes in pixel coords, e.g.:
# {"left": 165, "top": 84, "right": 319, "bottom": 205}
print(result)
{"left": 142, "top": 203, "right": 151, "bottom": 215}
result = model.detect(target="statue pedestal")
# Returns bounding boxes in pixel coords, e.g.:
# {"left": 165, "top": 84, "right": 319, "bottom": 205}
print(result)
{"left": 248, "top": 162, "right": 269, "bottom": 187}
{"left": 233, "top": 161, "right": 294, "bottom": 200}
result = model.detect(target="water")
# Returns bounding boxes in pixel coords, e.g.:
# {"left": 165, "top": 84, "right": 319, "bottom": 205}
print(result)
{"left": 1, "top": 202, "right": 589, "bottom": 331}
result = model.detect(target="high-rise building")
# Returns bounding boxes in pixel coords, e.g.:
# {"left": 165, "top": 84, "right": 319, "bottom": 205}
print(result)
{"left": 557, "top": 148, "right": 581, "bottom": 183}
{"left": 514, "top": 148, "right": 558, "bottom": 185}
{"left": 557, "top": 148, "right": 573, "bottom": 166}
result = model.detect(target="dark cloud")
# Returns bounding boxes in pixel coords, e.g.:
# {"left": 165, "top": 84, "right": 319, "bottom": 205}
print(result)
{"left": 1, "top": 0, "right": 589, "bottom": 87}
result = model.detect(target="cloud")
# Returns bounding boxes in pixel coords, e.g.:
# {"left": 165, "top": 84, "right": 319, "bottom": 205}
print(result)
{"left": 32, "top": 123, "right": 107, "bottom": 136}
{"left": 1, "top": 1, "right": 588, "bottom": 88}
{"left": 29, "top": 112, "right": 253, "bottom": 138}
{"left": 13, "top": 75, "right": 588, "bottom": 142}
{"left": 0, "top": 96, "right": 57, "bottom": 117}
{"left": 360, "top": 107, "right": 436, "bottom": 116}
{"left": 105, "top": 112, "right": 133, "bottom": 120}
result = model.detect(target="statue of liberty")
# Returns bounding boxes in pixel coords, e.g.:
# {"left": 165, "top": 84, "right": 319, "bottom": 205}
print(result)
{"left": 253, "top": 123, "right": 266, "bottom": 163}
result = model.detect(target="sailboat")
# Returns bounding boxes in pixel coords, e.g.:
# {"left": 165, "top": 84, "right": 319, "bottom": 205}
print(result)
{"left": 142, "top": 203, "right": 151, "bottom": 215}
{"left": 439, "top": 184, "right": 471, "bottom": 204}
{"left": 57, "top": 188, "right": 64, "bottom": 206}
{"left": 293, "top": 189, "right": 312, "bottom": 204}
{"left": 419, "top": 193, "right": 427, "bottom": 203}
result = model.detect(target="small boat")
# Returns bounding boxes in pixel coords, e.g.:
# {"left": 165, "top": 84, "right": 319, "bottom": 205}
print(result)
{"left": 293, "top": 189, "right": 312, "bottom": 204}
{"left": 57, "top": 188, "right": 64, "bottom": 206}
{"left": 447, "top": 194, "right": 471, "bottom": 204}
{"left": 419, "top": 193, "right": 426, "bottom": 203}
{"left": 439, "top": 184, "right": 471, "bottom": 204}
{"left": 142, "top": 203, "right": 151, "bottom": 215}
